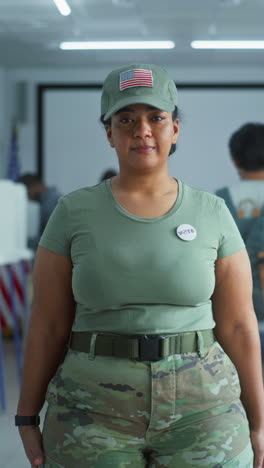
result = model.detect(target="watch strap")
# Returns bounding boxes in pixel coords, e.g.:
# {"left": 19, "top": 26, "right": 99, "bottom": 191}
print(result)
{"left": 15, "top": 415, "right": 40, "bottom": 426}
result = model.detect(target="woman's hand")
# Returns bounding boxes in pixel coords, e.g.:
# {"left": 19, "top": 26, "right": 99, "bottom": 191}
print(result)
{"left": 251, "top": 428, "right": 264, "bottom": 468}
{"left": 19, "top": 426, "right": 44, "bottom": 467}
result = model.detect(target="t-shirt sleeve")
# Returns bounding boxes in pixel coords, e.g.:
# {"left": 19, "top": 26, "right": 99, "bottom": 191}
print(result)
{"left": 38, "top": 197, "right": 71, "bottom": 258}
{"left": 217, "top": 199, "right": 245, "bottom": 259}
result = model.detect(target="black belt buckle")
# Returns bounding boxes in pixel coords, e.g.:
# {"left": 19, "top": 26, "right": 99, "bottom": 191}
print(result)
{"left": 138, "top": 335, "right": 163, "bottom": 362}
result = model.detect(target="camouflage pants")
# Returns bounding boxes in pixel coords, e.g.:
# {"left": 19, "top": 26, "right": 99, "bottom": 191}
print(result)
{"left": 41, "top": 342, "right": 253, "bottom": 467}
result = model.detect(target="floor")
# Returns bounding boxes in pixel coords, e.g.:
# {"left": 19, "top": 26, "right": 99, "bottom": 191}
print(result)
{"left": 0, "top": 339, "right": 46, "bottom": 468}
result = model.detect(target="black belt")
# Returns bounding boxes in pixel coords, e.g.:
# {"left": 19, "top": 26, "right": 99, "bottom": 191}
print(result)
{"left": 69, "top": 329, "right": 215, "bottom": 362}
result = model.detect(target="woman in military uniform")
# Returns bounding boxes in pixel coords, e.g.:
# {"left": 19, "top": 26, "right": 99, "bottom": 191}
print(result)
{"left": 16, "top": 64, "right": 264, "bottom": 467}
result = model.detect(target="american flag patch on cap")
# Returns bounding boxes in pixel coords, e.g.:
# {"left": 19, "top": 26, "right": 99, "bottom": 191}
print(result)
{"left": 120, "top": 69, "right": 153, "bottom": 91}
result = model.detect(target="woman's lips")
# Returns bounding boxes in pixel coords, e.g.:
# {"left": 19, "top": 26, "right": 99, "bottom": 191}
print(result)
{"left": 132, "top": 146, "right": 155, "bottom": 153}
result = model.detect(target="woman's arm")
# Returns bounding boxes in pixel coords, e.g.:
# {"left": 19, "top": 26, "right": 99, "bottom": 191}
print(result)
{"left": 212, "top": 248, "right": 264, "bottom": 467}
{"left": 17, "top": 246, "right": 75, "bottom": 466}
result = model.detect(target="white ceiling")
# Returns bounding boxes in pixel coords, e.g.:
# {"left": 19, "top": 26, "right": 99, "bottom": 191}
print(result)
{"left": 0, "top": 0, "right": 264, "bottom": 68}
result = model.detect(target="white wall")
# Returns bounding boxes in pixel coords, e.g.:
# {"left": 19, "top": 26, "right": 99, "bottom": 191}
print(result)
{"left": 3, "top": 63, "right": 264, "bottom": 188}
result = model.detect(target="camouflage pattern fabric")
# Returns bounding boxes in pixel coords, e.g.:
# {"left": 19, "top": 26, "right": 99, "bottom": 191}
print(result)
{"left": 41, "top": 342, "right": 253, "bottom": 467}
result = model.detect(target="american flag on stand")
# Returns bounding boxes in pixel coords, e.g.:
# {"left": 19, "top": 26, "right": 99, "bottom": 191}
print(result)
{"left": 120, "top": 69, "right": 153, "bottom": 91}
{"left": 6, "top": 124, "right": 20, "bottom": 181}
{"left": 0, "top": 261, "right": 30, "bottom": 337}
{"left": 2, "top": 124, "right": 25, "bottom": 335}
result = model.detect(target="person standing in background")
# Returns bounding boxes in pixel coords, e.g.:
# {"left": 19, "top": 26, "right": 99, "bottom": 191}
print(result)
{"left": 18, "top": 173, "right": 62, "bottom": 247}
{"left": 216, "top": 123, "right": 264, "bottom": 360}
{"left": 216, "top": 123, "right": 264, "bottom": 217}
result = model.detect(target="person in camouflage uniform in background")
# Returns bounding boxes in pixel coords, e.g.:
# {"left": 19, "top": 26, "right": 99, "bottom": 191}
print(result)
{"left": 16, "top": 64, "right": 263, "bottom": 467}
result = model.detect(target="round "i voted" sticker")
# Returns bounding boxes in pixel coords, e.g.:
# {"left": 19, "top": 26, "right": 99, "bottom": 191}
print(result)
{"left": 176, "top": 224, "right": 197, "bottom": 241}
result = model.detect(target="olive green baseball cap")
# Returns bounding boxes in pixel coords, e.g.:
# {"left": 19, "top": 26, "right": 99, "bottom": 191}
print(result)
{"left": 101, "top": 63, "right": 178, "bottom": 120}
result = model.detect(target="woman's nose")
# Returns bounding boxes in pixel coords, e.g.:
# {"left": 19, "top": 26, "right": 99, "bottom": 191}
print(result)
{"left": 133, "top": 119, "right": 152, "bottom": 138}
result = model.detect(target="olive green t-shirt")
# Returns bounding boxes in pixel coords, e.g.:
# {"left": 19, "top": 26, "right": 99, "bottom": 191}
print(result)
{"left": 39, "top": 179, "right": 245, "bottom": 334}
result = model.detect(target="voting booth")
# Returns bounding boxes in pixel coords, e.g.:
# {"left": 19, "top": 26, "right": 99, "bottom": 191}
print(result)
{"left": 0, "top": 180, "right": 33, "bottom": 410}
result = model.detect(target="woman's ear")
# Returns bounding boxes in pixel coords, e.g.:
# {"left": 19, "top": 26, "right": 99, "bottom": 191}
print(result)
{"left": 105, "top": 125, "right": 115, "bottom": 148}
{"left": 172, "top": 119, "right": 180, "bottom": 144}
{"left": 232, "top": 158, "right": 240, "bottom": 168}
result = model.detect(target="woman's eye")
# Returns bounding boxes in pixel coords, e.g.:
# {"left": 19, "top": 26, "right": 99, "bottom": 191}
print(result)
{"left": 152, "top": 115, "right": 164, "bottom": 121}
{"left": 120, "top": 117, "right": 132, "bottom": 124}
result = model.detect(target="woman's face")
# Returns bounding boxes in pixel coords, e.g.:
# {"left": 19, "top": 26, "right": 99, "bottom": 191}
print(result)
{"left": 106, "top": 103, "right": 179, "bottom": 174}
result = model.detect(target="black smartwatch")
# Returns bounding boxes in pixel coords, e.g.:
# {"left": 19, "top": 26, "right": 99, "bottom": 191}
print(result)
{"left": 15, "top": 415, "right": 40, "bottom": 426}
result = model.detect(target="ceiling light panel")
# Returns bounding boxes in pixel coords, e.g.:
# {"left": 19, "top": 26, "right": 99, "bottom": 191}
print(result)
{"left": 191, "top": 40, "right": 264, "bottom": 49}
{"left": 60, "top": 40, "right": 175, "bottom": 50}
{"left": 53, "top": 0, "right": 71, "bottom": 16}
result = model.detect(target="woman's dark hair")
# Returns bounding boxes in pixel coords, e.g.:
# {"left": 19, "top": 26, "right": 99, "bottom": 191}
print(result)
{"left": 169, "top": 107, "right": 179, "bottom": 156}
{"left": 100, "top": 106, "right": 179, "bottom": 157}
{"left": 229, "top": 123, "right": 264, "bottom": 171}
{"left": 100, "top": 169, "right": 117, "bottom": 181}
